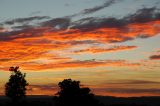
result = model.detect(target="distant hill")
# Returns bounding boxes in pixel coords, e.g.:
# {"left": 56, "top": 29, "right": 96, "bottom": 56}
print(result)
{"left": 0, "top": 95, "right": 160, "bottom": 106}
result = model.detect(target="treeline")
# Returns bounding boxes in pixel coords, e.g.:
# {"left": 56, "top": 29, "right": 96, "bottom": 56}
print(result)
{"left": 1, "top": 67, "right": 149, "bottom": 106}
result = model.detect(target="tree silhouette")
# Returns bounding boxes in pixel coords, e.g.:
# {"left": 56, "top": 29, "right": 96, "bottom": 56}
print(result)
{"left": 5, "top": 66, "right": 28, "bottom": 102}
{"left": 54, "top": 78, "right": 104, "bottom": 106}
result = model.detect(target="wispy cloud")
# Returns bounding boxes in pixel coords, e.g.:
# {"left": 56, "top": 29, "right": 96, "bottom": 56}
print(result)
{"left": 70, "top": 7, "right": 160, "bottom": 32}
{"left": 19, "top": 59, "right": 140, "bottom": 71}
{"left": 68, "top": 0, "right": 122, "bottom": 17}
{"left": 41, "top": 17, "right": 71, "bottom": 30}
{"left": 80, "top": 0, "right": 119, "bottom": 15}
{"left": 73, "top": 46, "right": 137, "bottom": 54}
{"left": 102, "top": 88, "right": 160, "bottom": 95}
{"left": 150, "top": 54, "right": 160, "bottom": 60}
{"left": 107, "top": 80, "right": 160, "bottom": 85}
{"left": 27, "top": 84, "right": 57, "bottom": 95}
{"left": 3, "top": 16, "right": 50, "bottom": 25}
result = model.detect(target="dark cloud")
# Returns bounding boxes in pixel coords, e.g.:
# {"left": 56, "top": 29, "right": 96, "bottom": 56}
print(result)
{"left": 67, "top": 40, "right": 100, "bottom": 45}
{"left": 0, "top": 27, "right": 48, "bottom": 41}
{"left": 12, "top": 25, "right": 33, "bottom": 30}
{"left": 0, "top": 27, "right": 5, "bottom": 32}
{"left": 126, "top": 7, "right": 160, "bottom": 23}
{"left": 71, "top": 17, "right": 127, "bottom": 32}
{"left": 81, "top": 0, "right": 117, "bottom": 15}
{"left": 51, "top": 40, "right": 100, "bottom": 46}
{"left": 149, "top": 54, "right": 160, "bottom": 60}
{"left": 41, "top": 17, "right": 71, "bottom": 30}
{"left": 0, "top": 27, "right": 4, "bottom": 30}
{"left": 24, "top": 39, "right": 52, "bottom": 46}
{"left": 71, "top": 7, "right": 160, "bottom": 32}
{"left": 0, "top": 58, "right": 11, "bottom": 62}
{"left": 67, "top": 0, "right": 123, "bottom": 17}
{"left": 4, "top": 16, "right": 50, "bottom": 25}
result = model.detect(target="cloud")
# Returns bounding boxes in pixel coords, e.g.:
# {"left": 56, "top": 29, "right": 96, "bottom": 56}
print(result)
{"left": 107, "top": 80, "right": 160, "bottom": 85}
{"left": 0, "top": 27, "right": 50, "bottom": 41}
{"left": 67, "top": 0, "right": 122, "bottom": 17}
{"left": 0, "top": 39, "right": 72, "bottom": 63}
{"left": 55, "top": 7, "right": 159, "bottom": 43}
{"left": 70, "top": 17, "right": 126, "bottom": 32}
{"left": 26, "top": 80, "right": 160, "bottom": 96}
{"left": 0, "top": 27, "right": 6, "bottom": 32}
{"left": 150, "top": 54, "right": 160, "bottom": 60}
{"left": 27, "top": 84, "right": 58, "bottom": 95}
{"left": 128, "top": 7, "right": 160, "bottom": 23}
{"left": 20, "top": 59, "right": 140, "bottom": 71}
{"left": 73, "top": 45, "right": 137, "bottom": 54}
{"left": 89, "top": 79, "right": 160, "bottom": 96}
{"left": 0, "top": 7, "right": 159, "bottom": 43}
{"left": 103, "top": 88, "right": 160, "bottom": 94}
{"left": 70, "top": 7, "right": 160, "bottom": 31}
{"left": 0, "top": 58, "right": 11, "bottom": 62}
{"left": 12, "top": 25, "right": 34, "bottom": 30}
{"left": 4, "top": 16, "right": 50, "bottom": 25}
{"left": 0, "top": 7, "right": 159, "bottom": 72}
{"left": 28, "top": 84, "right": 57, "bottom": 91}
{"left": 41, "top": 17, "right": 71, "bottom": 30}
{"left": 66, "top": 40, "right": 100, "bottom": 45}
{"left": 81, "top": 0, "right": 118, "bottom": 15}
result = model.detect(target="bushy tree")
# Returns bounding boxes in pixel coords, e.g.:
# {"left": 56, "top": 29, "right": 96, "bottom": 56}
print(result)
{"left": 5, "top": 66, "right": 28, "bottom": 101}
{"left": 54, "top": 78, "right": 104, "bottom": 106}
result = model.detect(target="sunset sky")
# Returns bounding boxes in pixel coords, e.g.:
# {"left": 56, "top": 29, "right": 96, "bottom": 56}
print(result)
{"left": 0, "top": 0, "right": 160, "bottom": 97}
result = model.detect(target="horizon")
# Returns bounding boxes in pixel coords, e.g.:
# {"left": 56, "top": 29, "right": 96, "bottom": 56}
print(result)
{"left": 0, "top": 0, "right": 160, "bottom": 97}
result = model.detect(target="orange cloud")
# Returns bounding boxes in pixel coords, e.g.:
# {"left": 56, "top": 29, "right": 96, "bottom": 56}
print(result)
{"left": 73, "top": 45, "right": 137, "bottom": 54}
{"left": 19, "top": 59, "right": 140, "bottom": 71}
{"left": 27, "top": 84, "right": 57, "bottom": 95}
{"left": 0, "top": 19, "right": 157, "bottom": 71}
{"left": 0, "top": 9, "right": 159, "bottom": 72}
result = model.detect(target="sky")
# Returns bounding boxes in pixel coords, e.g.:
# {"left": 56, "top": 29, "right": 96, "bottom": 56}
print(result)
{"left": 0, "top": 0, "right": 160, "bottom": 97}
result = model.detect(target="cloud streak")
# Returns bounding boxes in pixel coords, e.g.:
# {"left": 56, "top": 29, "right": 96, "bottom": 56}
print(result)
{"left": 27, "top": 84, "right": 57, "bottom": 95}
{"left": 73, "top": 46, "right": 137, "bottom": 54}
{"left": 81, "top": 0, "right": 118, "bottom": 15}
{"left": 4, "top": 16, "right": 50, "bottom": 25}
{"left": 19, "top": 59, "right": 140, "bottom": 71}
{"left": 89, "top": 79, "right": 160, "bottom": 96}
{"left": 150, "top": 54, "right": 160, "bottom": 60}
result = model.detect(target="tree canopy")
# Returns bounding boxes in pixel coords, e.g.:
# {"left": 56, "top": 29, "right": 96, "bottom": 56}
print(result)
{"left": 5, "top": 66, "right": 28, "bottom": 101}
{"left": 54, "top": 78, "right": 104, "bottom": 106}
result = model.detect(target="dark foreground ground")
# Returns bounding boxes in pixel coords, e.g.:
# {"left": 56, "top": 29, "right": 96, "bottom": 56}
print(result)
{"left": 0, "top": 96, "right": 159, "bottom": 106}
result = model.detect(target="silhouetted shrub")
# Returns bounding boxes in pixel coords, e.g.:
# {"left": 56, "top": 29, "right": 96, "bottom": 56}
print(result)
{"left": 5, "top": 66, "right": 28, "bottom": 102}
{"left": 54, "top": 78, "right": 104, "bottom": 106}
